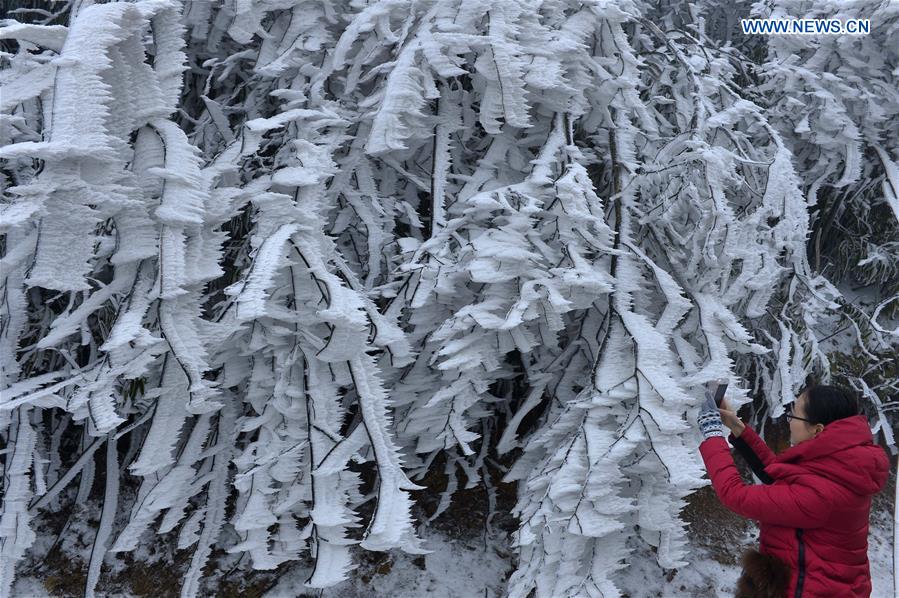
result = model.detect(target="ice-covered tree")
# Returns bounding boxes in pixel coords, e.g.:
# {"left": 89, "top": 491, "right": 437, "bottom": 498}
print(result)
{"left": 746, "top": 0, "right": 899, "bottom": 441}
{"left": 1, "top": 0, "right": 896, "bottom": 596}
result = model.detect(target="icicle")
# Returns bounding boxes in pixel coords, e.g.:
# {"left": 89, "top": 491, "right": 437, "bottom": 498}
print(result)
{"left": 85, "top": 434, "right": 119, "bottom": 598}
{"left": 350, "top": 354, "right": 425, "bottom": 552}
{"left": 0, "top": 408, "right": 37, "bottom": 597}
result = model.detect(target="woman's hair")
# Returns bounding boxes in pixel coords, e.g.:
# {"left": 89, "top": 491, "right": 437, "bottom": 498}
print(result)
{"left": 799, "top": 382, "right": 860, "bottom": 426}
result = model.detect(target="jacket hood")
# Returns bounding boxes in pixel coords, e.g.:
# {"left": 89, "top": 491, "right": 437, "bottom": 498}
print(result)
{"left": 772, "top": 415, "right": 891, "bottom": 495}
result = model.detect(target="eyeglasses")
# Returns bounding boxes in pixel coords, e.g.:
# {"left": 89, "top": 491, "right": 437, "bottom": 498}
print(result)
{"left": 785, "top": 411, "right": 813, "bottom": 424}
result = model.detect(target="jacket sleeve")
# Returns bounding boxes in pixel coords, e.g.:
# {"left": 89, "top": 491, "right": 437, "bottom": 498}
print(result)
{"left": 729, "top": 425, "right": 774, "bottom": 485}
{"left": 699, "top": 436, "right": 832, "bottom": 528}
{"left": 731, "top": 424, "right": 776, "bottom": 466}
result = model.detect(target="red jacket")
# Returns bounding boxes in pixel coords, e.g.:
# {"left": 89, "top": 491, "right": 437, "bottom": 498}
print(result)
{"left": 699, "top": 415, "right": 890, "bottom": 597}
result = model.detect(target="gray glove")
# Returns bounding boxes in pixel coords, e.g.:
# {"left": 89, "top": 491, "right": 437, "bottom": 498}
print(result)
{"left": 698, "top": 381, "right": 725, "bottom": 439}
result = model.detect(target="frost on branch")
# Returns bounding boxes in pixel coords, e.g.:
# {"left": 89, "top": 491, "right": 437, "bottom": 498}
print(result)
{"left": 1, "top": 0, "right": 896, "bottom": 596}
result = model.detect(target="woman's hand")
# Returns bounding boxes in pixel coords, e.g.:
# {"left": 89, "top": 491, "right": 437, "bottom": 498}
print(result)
{"left": 718, "top": 399, "right": 745, "bottom": 438}
{"left": 697, "top": 382, "right": 726, "bottom": 439}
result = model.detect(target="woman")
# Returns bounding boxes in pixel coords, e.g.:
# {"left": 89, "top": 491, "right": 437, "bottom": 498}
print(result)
{"left": 696, "top": 382, "right": 890, "bottom": 597}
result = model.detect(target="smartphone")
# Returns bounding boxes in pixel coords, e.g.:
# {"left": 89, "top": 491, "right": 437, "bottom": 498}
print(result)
{"left": 713, "top": 380, "right": 728, "bottom": 408}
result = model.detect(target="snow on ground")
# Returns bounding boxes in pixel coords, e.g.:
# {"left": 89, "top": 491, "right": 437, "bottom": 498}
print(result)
{"left": 611, "top": 521, "right": 757, "bottom": 598}
{"left": 260, "top": 505, "right": 893, "bottom": 598}
{"left": 869, "top": 496, "right": 895, "bottom": 597}
{"left": 9, "top": 578, "right": 48, "bottom": 598}
{"left": 11, "top": 470, "right": 895, "bottom": 596}
{"left": 613, "top": 544, "right": 740, "bottom": 597}
{"left": 263, "top": 529, "right": 511, "bottom": 598}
